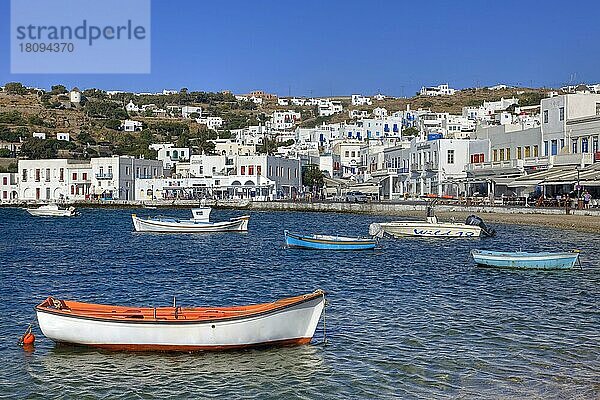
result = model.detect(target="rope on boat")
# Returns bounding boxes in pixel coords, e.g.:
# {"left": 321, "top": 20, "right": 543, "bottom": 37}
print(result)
{"left": 574, "top": 250, "right": 583, "bottom": 270}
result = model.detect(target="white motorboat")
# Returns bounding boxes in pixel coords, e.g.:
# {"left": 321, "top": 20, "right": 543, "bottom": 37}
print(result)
{"left": 25, "top": 204, "right": 78, "bottom": 217}
{"left": 369, "top": 204, "right": 495, "bottom": 239}
{"left": 35, "top": 290, "right": 325, "bottom": 351}
{"left": 132, "top": 207, "right": 249, "bottom": 233}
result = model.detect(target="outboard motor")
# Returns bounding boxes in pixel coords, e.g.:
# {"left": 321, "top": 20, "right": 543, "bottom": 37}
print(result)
{"left": 369, "top": 223, "right": 385, "bottom": 239}
{"left": 465, "top": 214, "right": 496, "bottom": 237}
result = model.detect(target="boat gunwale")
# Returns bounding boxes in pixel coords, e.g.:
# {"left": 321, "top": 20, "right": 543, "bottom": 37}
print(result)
{"left": 379, "top": 221, "right": 481, "bottom": 230}
{"left": 284, "top": 231, "right": 376, "bottom": 245}
{"left": 471, "top": 250, "right": 579, "bottom": 260}
{"left": 35, "top": 291, "right": 324, "bottom": 325}
{"left": 132, "top": 214, "right": 249, "bottom": 231}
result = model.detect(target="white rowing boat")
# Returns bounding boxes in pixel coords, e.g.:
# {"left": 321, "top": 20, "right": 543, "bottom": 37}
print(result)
{"left": 35, "top": 290, "right": 325, "bottom": 351}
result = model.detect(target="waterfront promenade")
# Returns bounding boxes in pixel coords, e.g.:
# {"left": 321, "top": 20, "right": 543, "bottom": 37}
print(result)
{"left": 247, "top": 201, "right": 600, "bottom": 234}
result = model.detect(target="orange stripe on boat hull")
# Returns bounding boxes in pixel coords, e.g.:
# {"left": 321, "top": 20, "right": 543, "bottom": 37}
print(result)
{"left": 62, "top": 337, "right": 312, "bottom": 352}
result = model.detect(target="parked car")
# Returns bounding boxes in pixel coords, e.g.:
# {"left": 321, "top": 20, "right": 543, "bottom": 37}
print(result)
{"left": 345, "top": 191, "right": 368, "bottom": 203}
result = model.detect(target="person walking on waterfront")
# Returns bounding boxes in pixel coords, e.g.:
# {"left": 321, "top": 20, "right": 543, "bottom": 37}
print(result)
{"left": 583, "top": 191, "right": 592, "bottom": 209}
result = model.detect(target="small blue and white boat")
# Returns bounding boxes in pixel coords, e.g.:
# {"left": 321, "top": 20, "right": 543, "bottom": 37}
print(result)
{"left": 471, "top": 250, "right": 580, "bottom": 270}
{"left": 284, "top": 230, "right": 377, "bottom": 250}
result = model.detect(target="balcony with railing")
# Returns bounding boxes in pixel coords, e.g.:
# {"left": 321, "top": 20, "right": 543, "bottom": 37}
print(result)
{"left": 95, "top": 173, "right": 113, "bottom": 180}
{"left": 550, "top": 152, "right": 594, "bottom": 167}
{"left": 466, "top": 159, "right": 523, "bottom": 175}
{"left": 424, "top": 161, "right": 437, "bottom": 171}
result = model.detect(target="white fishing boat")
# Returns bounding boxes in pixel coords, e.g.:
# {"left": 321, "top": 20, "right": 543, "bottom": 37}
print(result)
{"left": 35, "top": 290, "right": 325, "bottom": 351}
{"left": 369, "top": 203, "right": 495, "bottom": 238}
{"left": 25, "top": 204, "right": 78, "bottom": 217}
{"left": 132, "top": 207, "right": 249, "bottom": 233}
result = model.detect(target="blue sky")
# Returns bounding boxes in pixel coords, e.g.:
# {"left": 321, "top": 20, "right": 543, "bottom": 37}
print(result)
{"left": 1, "top": 0, "right": 599, "bottom": 96}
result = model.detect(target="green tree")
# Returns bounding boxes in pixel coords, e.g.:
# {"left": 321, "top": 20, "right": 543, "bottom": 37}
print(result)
{"left": 0, "top": 148, "right": 12, "bottom": 157}
{"left": 50, "top": 85, "right": 67, "bottom": 95}
{"left": 0, "top": 126, "right": 25, "bottom": 142}
{"left": 77, "top": 131, "right": 96, "bottom": 145}
{"left": 218, "top": 130, "right": 232, "bottom": 139}
{"left": 518, "top": 91, "right": 545, "bottom": 107}
{"left": 105, "top": 119, "right": 122, "bottom": 130}
{"left": 27, "top": 115, "right": 46, "bottom": 126}
{"left": 20, "top": 138, "right": 74, "bottom": 159}
{"left": 257, "top": 137, "right": 278, "bottom": 154}
{"left": 0, "top": 111, "right": 24, "bottom": 124}
{"left": 302, "top": 164, "right": 324, "bottom": 190}
{"left": 82, "top": 88, "right": 107, "bottom": 99}
{"left": 402, "top": 126, "right": 419, "bottom": 137}
{"left": 85, "top": 100, "right": 128, "bottom": 119}
{"left": 0, "top": 162, "right": 17, "bottom": 173}
{"left": 4, "top": 82, "right": 28, "bottom": 95}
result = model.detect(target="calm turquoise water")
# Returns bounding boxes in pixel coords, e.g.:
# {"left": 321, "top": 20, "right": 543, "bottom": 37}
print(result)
{"left": 0, "top": 207, "right": 599, "bottom": 399}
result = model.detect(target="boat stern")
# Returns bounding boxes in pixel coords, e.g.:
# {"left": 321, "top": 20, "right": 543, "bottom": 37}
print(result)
{"left": 232, "top": 215, "right": 250, "bottom": 231}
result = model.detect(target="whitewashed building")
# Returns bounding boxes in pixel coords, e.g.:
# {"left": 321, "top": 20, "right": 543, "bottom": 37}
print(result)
{"left": 0, "top": 173, "right": 18, "bottom": 202}
{"left": 56, "top": 133, "right": 70, "bottom": 141}
{"left": 125, "top": 100, "right": 139, "bottom": 113}
{"left": 351, "top": 94, "right": 372, "bottom": 106}
{"left": 196, "top": 117, "right": 223, "bottom": 131}
{"left": 318, "top": 101, "right": 343, "bottom": 117}
{"left": 69, "top": 87, "right": 81, "bottom": 104}
{"left": 349, "top": 110, "right": 370, "bottom": 119}
{"left": 183, "top": 154, "right": 301, "bottom": 198}
{"left": 270, "top": 110, "right": 301, "bottom": 130}
{"left": 181, "top": 106, "right": 202, "bottom": 119}
{"left": 157, "top": 146, "right": 191, "bottom": 171}
{"left": 420, "top": 84, "right": 456, "bottom": 96}
{"left": 541, "top": 93, "right": 600, "bottom": 161}
{"left": 333, "top": 140, "right": 363, "bottom": 177}
{"left": 373, "top": 107, "right": 388, "bottom": 118}
{"left": 135, "top": 175, "right": 277, "bottom": 202}
{"left": 18, "top": 159, "right": 92, "bottom": 201}
{"left": 90, "top": 156, "right": 163, "bottom": 200}
{"left": 122, "top": 119, "right": 143, "bottom": 132}
{"left": 212, "top": 139, "right": 256, "bottom": 156}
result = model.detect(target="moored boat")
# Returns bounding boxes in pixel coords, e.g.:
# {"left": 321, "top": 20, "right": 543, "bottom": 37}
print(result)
{"left": 284, "top": 230, "right": 377, "bottom": 250}
{"left": 35, "top": 290, "right": 326, "bottom": 351}
{"left": 25, "top": 204, "right": 78, "bottom": 217}
{"left": 132, "top": 207, "right": 249, "bottom": 233}
{"left": 471, "top": 249, "right": 580, "bottom": 270}
{"left": 369, "top": 203, "right": 495, "bottom": 239}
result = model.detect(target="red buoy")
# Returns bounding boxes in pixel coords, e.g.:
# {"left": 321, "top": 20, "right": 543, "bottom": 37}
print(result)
{"left": 18, "top": 324, "right": 35, "bottom": 348}
{"left": 22, "top": 332, "right": 35, "bottom": 345}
